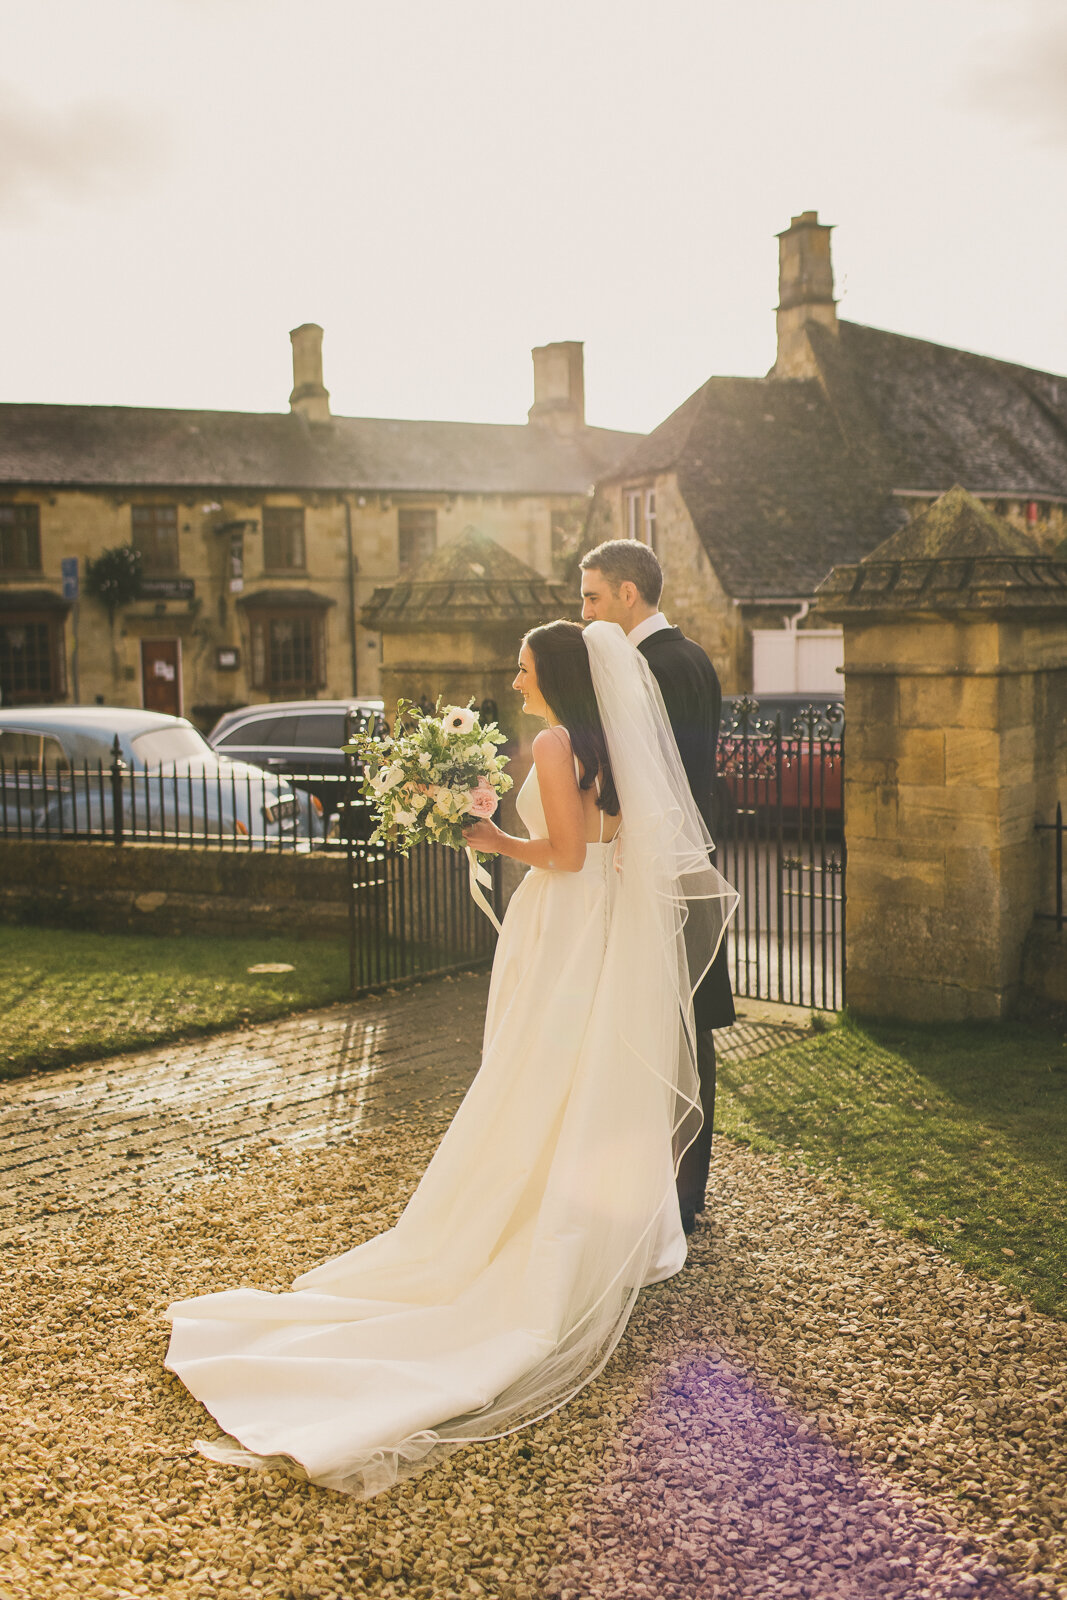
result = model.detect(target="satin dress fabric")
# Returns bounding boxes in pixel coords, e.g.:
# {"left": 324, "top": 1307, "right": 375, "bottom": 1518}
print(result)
{"left": 164, "top": 761, "right": 686, "bottom": 1498}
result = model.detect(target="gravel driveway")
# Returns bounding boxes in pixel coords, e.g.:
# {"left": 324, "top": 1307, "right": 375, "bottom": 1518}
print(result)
{"left": 1, "top": 975, "right": 1064, "bottom": 1600}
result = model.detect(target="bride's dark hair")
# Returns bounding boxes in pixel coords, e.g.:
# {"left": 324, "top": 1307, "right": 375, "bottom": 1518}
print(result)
{"left": 523, "top": 620, "right": 620, "bottom": 816}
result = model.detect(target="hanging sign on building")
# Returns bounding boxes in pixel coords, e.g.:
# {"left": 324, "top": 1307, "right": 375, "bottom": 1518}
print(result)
{"left": 61, "top": 556, "right": 79, "bottom": 601}
{"left": 139, "top": 577, "right": 196, "bottom": 600}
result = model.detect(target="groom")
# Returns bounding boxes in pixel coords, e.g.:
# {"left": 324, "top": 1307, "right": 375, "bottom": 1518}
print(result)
{"left": 579, "top": 539, "right": 735, "bottom": 1234}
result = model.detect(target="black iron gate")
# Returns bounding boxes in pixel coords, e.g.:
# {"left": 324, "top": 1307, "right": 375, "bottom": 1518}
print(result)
{"left": 716, "top": 700, "right": 845, "bottom": 1010}
{"left": 345, "top": 835, "right": 503, "bottom": 994}
{"left": 339, "top": 701, "right": 844, "bottom": 1008}
{"left": 342, "top": 715, "right": 503, "bottom": 995}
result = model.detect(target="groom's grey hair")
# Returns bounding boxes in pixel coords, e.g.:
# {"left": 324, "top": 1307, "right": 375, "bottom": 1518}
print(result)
{"left": 580, "top": 539, "right": 663, "bottom": 606}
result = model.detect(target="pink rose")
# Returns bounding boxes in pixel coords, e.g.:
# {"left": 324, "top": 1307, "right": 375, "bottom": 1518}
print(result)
{"left": 466, "top": 781, "right": 499, "bottom": 819}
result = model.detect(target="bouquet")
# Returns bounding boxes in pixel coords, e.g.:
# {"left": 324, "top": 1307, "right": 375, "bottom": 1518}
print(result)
{"left": 344, "top": 698, "right": 512, "bottom": 855}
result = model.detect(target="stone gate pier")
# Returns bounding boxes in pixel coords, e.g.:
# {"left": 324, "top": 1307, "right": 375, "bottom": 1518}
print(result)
{"left": 361, "top": 526, "right": 578, "bottom": 750}
{"left": 816, "top": 487, "right": 1067, "bottom": 1021}
{"left": 360, "top": 526, "right": 578, "bottom": 852}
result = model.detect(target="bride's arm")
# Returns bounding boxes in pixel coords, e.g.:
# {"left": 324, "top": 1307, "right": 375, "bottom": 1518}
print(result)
{"left": 461, "top": 728, "right": 586, "bottom": 872}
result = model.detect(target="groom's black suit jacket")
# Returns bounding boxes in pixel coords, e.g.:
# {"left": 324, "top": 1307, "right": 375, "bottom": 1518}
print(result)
{"left": 637, "top": 626, "right": 736, "bottom": 1031}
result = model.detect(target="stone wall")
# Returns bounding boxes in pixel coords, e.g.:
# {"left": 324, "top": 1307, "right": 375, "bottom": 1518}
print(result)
{"left": 0, "top": 841, "right": 351, "bottom": 940}
{"left": 1021, "top": 924, "right": 1067, "bottom": 1014}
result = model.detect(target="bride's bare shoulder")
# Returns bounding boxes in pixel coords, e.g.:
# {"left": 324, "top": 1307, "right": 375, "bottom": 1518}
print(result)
{"left": 532, "top": 725, "right": 572, "bottom": 760}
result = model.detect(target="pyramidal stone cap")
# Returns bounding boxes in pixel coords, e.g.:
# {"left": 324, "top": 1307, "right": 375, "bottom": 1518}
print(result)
{"left": 815, "top": 486, "right": 1067, "bottom": 616}
{"left": 361, "top": 526, "right": 581, "bottom": 631}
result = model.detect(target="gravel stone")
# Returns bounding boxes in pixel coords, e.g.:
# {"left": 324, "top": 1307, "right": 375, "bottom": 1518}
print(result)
{"left": 1, "top": 978, "right": 1063, "bottom": 1598}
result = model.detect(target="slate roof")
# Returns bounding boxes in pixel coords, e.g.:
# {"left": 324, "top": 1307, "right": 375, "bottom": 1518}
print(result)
{"left": 612, "top": 369, "right": 901, "bottom": 599}
{"left": 0, "top": 404, "right": 639, "bottom": 496}
{"left": 811, "top": 323, "right": 1067, "bottom": 496}
{"left": 604, "top": 321, "right": 1067, "bottom": 600}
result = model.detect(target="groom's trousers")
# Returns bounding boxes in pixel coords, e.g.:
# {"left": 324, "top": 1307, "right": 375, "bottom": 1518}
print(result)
{"left": 676, "top": 1028, "right": 717, "bottom": 1218}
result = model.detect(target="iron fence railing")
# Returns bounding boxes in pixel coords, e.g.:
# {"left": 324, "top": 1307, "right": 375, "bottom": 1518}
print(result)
{"left": 345, "top": 836, "right": 503, "bottom": 994}
{"left": 0, "top": 741, "right": 371, "bottom": 851}
{"left": 1035, "top": 802, "right": 1064, "bottom": 932}
{"left": 0, "top": 726, "right": 504, "bottom": 995}
{"left": 716, "top": 699, "right": 845, "bottom": 1010}
{"left": 1, "top": 702, "right": 850, "bottom": 1007}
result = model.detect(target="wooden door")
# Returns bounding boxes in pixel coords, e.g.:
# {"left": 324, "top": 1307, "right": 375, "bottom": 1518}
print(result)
{"left": 141, "top": 640, "right": 182, "bottom": 717}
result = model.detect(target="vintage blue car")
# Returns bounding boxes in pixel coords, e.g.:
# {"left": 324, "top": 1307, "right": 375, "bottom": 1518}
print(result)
{"left": 0, "top": 706, "right": 315, "bottom": 848}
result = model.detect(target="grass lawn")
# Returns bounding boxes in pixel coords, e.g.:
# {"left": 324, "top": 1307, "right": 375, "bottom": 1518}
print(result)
{"left": 717, "top": 1012, "right": 1067, "bottom": 1319}
{"left": 0, "top": 924, "right": 359, "bottom": 1080}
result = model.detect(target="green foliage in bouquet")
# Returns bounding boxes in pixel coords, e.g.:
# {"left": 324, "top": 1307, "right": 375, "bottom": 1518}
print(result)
{"left": 344, "top": 699, "right": 512, "bottom": 854}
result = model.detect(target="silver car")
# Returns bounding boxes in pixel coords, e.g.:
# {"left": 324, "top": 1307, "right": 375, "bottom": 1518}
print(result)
{"left": 0, "top": 706, "right": 313, "bottom": 848}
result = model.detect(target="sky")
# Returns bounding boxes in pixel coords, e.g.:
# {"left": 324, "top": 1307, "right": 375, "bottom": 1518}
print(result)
{"left": 2, "top": 0, "right": 1066, "bottom": 435}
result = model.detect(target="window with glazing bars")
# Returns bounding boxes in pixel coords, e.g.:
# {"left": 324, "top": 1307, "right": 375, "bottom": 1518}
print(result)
{"left": 250, "top": 612, "right": 325, "bottom": 690}
{"left": 262, "top": 506, "right": 307, "bottom": 571}
{"left": 0, "top": 504, "right": 42, "bottom": 571}
{"left": 398, "top": 508, "right": 437, "bottom": 576}
{"left": 623, "top": 487, "right": 656, "bottom": 552}
{"left": 131, "top": 505, "right": 179, "bottom": 574}
{"left": 0, "top": 618, "right": 65, "bottom": 702}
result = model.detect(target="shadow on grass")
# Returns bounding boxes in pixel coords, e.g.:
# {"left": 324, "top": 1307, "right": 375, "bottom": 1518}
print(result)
{"left": 717, "top": 1011, "right": 1067, "bottom": 1318}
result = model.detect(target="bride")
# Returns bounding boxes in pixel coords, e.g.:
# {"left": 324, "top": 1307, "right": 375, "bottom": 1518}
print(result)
{"left": 164, "top": 619, "right": 737, "bottom": 1499}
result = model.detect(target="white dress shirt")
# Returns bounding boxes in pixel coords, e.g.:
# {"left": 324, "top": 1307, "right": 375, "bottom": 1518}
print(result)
{"left": 627, "top": 612, "right": 673, "bottom": 649}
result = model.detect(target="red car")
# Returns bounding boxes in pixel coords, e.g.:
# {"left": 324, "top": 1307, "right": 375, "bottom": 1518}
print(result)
{"left": 718, "top": 696, "right": 843, "bottom": 825}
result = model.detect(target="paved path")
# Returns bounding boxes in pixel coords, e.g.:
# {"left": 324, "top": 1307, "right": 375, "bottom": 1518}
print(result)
{"left": 0, "top": 974, "right": 805, "bottom": 1238}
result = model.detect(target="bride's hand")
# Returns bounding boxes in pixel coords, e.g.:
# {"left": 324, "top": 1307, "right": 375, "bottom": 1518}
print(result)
{"left": 462, "top": 818, "right": 504, "bottom": 853}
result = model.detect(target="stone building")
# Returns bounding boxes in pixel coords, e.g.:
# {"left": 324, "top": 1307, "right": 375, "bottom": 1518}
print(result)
{"left": 0, "top": 329, "right": 637, "bottom": 723}
{"left": 589, "top": 212, "right": 1067, "bottom": 695}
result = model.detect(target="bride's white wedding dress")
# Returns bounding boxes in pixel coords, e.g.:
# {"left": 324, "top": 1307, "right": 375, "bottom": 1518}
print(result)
{"left": 165, "top": 623, "right": 737, "bottom": 1499}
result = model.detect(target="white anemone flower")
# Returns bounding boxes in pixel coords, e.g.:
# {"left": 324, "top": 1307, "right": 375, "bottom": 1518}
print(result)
{"left": 443, "top": 707, "right": 477, "bottom": 735}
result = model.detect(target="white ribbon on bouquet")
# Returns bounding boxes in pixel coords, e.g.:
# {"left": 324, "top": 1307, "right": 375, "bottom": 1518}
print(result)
{"left": 464, "top": 846, "right": 502, "bottom": 933}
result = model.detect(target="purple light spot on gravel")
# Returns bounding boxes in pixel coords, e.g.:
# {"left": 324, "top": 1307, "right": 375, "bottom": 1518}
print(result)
{"left": 548, "top": 1353, "right": 1029, "bottom": 1600}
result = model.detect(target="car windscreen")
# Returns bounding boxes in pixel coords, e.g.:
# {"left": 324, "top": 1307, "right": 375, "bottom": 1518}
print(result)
{"left": 215, "top": 716, "right": 300, "bottom": 749}
{"left": 131, "top": 727, "right": 214, "bottom": 764}
{"left": 293, "top": 713, "right": 347, "bottom": 748}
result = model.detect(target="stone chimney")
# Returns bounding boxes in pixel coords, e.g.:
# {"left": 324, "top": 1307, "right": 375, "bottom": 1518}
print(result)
{"left": 528, "top": 341, "right": 585, "bottom": 432}
{"left": 772, "top": 211, "right": 838, "bottom": 380}
{"left": 289, "top": 323, "right": 330, "bottom": 420}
